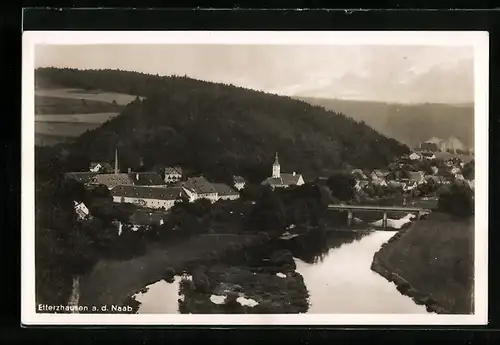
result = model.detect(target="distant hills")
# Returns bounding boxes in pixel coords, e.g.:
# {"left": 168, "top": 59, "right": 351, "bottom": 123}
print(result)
{"left": 35, "top": 68, "right": 410, "bottom": 183}
{"left": 295, "top": 97, "right": 474, "bottom": 150}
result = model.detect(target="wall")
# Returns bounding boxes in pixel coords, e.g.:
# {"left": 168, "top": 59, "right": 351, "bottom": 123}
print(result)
{"left": 219, "top": 194, "right": 240, "bottom": 201}
{"left": 112, "top": 196, "right": 177, "bottom": 210}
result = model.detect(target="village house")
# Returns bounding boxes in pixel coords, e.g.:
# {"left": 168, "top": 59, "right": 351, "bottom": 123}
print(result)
{"left": 164, "top": 166, "right": 183, "bottom": 184}
{"left": 132, "top": 172, "right": 166, "bottom": 187}
{"left": 261, "top": 152, "right": 305, "bottom": 189}
{"left": 421, "top": 152, "right": 436, "bottom": 160}
{"left": 89, "top": 162, "right": 114, "bottom": 173}
{"left": 420, "top": 141, "right": 439, "bottom": 152}
{"left": 409, "top": 152, "right": 422, "bottom": 161}
{"left": 90, "top": 173, "right": 135, "bottom": 190}
{"left": 212, "top": 183, "right": 240, "bottom": 201}
{"left": 408, "top": 171, "right": 426, "bottom": 185}
{"left": 370, "top": 169, "right": 389, "bottom": 186}
{"left": 111, "top": 185, "right": 183, "bottom": 210}
{"left": 181, "top": 176, "right": 220, "bottom": 203}
{"left": 233, "top": 176, "right": 246, "bottom": 191}
{"left": 74, "top": 201, "right": 90, "bottom": 220}
{"left": 65, "top": 172, "right": 98, "bottom": 185}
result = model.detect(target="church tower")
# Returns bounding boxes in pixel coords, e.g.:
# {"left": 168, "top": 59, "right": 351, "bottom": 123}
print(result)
{"left": 272, "top": 152, "right": 280, "bottom": 178}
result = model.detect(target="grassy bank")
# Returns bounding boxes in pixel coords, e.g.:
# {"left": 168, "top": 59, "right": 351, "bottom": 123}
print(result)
{"left": 78, "top": 233, "right": 267, "bottom": 309}
{"left": 371, "top": 212, "right": 474, "bottom": 314}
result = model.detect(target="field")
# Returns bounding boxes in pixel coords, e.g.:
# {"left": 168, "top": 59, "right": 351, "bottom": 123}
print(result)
{"left": 35, "top": 88, "right": 140, "bottom": 105}
{"left": 34, "top": 88, "right": 140, "bottom": 146}
{"left": 372, "top": 212, "right": 474, "bottom": 313}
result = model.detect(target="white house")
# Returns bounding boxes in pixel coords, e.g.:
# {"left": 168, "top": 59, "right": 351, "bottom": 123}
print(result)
{"left": 164, "top": 166, "right": 183, "bottom": 184}
{"left": 89, "top": 162, "right": 113, "bottom": 173}
{"left": 111, "top": 185, "right": 183, "bottom": 210}
{"left": 233, "top": 176, "right": 246, "bottom": 191}
{"left": 261, "top": 152, "right": 305, "bottom": 189}
{"left": 74, "top": 201, "right": 90, "bottom": 220}
{"left": 409, "top": 152, "right": 422, "bottom": 161}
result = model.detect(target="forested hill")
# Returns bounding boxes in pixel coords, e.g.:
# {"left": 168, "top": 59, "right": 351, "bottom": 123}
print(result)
{"left": 296, "top": 97, "right": 474, "bottom": 150}
{"left": 36, "top": 68, "right": 409, "bottom": 183}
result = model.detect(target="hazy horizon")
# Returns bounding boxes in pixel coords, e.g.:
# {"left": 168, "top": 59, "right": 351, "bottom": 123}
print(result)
{"left": 35, "top": 44, "right": 474, "bottom": 105}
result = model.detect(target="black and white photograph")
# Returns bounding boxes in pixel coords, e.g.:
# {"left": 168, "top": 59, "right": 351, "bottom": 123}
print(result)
{"left": 21, "top": 31, "right": 488, "bottom": 325}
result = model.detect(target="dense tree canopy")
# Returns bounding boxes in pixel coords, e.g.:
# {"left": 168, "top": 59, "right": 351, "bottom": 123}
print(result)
{"left": 437, "top": 182, "right": 474, "bottom": 218}
{"left": 36, "top": 67, "right": 409, "bottom": 183}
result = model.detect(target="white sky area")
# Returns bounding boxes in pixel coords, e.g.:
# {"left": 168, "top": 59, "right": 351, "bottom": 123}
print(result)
{"left": 35, "top": 44, "right": 474, "bottom": 104}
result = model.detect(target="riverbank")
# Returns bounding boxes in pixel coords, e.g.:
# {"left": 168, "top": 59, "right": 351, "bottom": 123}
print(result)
{"left": 78, "top": 232, "right": 269, "bottom": 309}
{"left": 371, "top": 212, "right": 474, "bottom": 314}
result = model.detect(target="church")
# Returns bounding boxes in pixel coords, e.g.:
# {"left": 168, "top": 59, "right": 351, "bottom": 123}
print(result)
{"left": 261, "top": 152, "right": 305, "bottom": 189}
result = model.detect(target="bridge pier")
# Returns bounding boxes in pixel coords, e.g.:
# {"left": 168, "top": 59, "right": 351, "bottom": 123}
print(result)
{"left": 382, "top": 212, "right": 388, "bottom": 230}
{"left": 347, "top": 210, "right": 353, "bottom": 226}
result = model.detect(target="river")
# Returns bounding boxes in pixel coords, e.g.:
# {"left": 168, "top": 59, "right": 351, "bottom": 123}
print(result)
{"left": 132, "top": 216, "right": 430, "bottom": 314}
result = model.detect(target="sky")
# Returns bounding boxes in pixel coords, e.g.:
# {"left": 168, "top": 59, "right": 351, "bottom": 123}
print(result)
{"left": 35, "top": 44, "right": 474, "bottom": 104}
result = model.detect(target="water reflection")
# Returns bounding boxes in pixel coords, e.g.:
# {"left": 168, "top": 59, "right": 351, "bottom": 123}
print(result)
{"left": 277, "top": 228, "right": 371, "bottom": 264}
{"left": 133, "top": 228, "right": 429, "bottom": 314}
{"left": 293, "top": 230, "right": 429, "bottom": 314}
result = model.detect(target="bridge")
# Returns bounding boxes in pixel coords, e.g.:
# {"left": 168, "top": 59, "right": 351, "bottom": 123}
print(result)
{"left": 328, "top": 204, "right": 431, "bottom": 229}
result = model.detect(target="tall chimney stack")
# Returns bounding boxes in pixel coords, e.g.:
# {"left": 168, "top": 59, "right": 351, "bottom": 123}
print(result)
{"left": 114, "top": 148, "right": 119, "bottom": 175}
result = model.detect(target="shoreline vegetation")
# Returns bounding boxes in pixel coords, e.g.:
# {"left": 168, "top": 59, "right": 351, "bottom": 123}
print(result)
{"left": 371, "top": 212, "right": 474, "bottom": 314}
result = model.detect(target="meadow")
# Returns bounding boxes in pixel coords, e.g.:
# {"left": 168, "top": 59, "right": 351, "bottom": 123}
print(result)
{"left": 34, "top": 87, "right": 139, "bottom": 146}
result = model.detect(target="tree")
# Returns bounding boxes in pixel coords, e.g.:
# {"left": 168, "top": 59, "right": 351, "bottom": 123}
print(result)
{"left": 462, "top": 160, "right": 475, "bottom": 180}
{"left": 437, "top": 182, "right": 474, "bottom": 218}
{"left": 326, "top": 172, "right": 356, "bottom": 202}
{"left": 250, "top": 188, "right": 287, "bottom": 232}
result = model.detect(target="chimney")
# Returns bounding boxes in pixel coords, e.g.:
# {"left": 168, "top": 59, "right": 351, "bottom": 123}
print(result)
{"left": 128, "top": 168, "right": 132, "bottom": 173}
{"left": 114, "top": 148, "right": 119, "bottom": 174}
{"left": 293, "top": 172, "right": 296, "bottom": 176}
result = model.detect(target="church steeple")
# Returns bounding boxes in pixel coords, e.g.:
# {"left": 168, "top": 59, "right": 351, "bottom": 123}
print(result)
{"left": 272, "top": 152, "right": 280, "bottom": 178}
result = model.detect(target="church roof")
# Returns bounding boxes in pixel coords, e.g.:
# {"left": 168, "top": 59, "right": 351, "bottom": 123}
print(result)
{"left": 262, "top": 173, "right": 302, "bottom": 187}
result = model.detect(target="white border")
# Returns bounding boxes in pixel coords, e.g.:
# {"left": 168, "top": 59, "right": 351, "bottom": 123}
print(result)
{"left": 22, "top": 31, "right": 489, "bottom": 326}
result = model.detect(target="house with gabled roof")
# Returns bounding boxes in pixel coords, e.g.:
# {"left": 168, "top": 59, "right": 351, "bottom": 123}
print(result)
{"left": 233, "top": 176, "right": 246, "bottom": 191}
{"left": 90, "top": 173, "right": 135, "bottom": 190}
{"left": 261, "top": 152, "right": 305, "bottom": 189}
{"left": 65, "top": 172, "right": 98, "bottom": 185}
{"left": 89, "top": 162, "right": 114, "bottom": 173}
{"left": 164, "top": 166, "right": 183, "bottom": 184}
{"left": 132, "top": 172, "right": 166, "bottom": 187}
{"left": 111, "top": 185, "right": 183, "bottom": 210}
{"left": 213, "top": 183, "right": 240, "bottom": 201}
{"left": 181, "top": 176, "right": 219, "bottom": 203}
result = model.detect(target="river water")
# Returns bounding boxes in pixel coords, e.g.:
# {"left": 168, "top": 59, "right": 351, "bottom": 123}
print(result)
{"left": 132, "top": 216, "right": 429, "bottom": 314}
